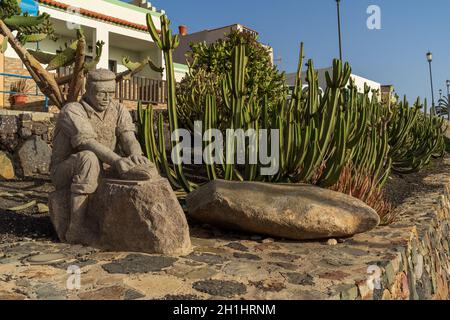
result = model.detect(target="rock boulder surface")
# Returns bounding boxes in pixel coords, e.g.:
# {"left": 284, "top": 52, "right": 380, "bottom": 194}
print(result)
{"left": 49, "top": 178, "right": 192, "bottom": 256}
{"left": 187, "top": 180, "right": 380, "bottom": 240}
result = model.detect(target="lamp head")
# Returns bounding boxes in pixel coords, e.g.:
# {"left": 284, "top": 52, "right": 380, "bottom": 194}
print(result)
{"left": 426, "top": 52, "right": 433, "bottom": 62}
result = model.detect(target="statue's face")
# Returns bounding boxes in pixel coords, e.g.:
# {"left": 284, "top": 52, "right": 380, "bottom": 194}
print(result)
{"left": 87, "top": 80, "right": 116, "bottom": 112}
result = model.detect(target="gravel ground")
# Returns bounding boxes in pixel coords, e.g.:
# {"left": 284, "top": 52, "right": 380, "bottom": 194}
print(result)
{"left": 384, "top": 157, "right": 450, "bottom": 206}
{"left": 0, "top": 157, "right": 448, "bottom": 243}
{"left": 0, "top": 178, "right": 57, "bottom": 243}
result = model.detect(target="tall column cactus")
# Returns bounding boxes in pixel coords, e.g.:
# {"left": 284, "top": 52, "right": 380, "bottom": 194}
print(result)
{"left": 220, "top": 41, "right": 249, "bottom": 180}
{"left": 146, "top": 13, "right": 194, "bottom": 192}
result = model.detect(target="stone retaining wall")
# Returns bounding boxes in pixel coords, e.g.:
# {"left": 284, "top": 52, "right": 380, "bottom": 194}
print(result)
{"left": 330, "top": 168, "right": 450, "bottom": 300}
{"left": 0, "top": 110, "right": 55, "bottom": 148}
{"left": 0, "top": 110, "right": 55, "bottom": 178}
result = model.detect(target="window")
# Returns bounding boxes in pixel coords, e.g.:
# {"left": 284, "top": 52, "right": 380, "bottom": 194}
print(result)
{"left": 109, "top": 60, "right": 117, "bottom": 73}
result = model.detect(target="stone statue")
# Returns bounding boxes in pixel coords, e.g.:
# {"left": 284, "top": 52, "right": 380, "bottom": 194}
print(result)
{"left": 50, "top": 69, "right": 158, "bottom": 243}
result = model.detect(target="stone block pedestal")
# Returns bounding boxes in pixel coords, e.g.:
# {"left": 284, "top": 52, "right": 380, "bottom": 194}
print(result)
{"left": 49, "top": 178, "right": 192, "bottom": 256}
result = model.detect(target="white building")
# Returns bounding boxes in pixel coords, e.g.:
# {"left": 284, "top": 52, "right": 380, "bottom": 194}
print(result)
{"left": 173, "top": 23, "right": 274, "bottom": 79}
{"left": 286, "top": 67, "right": 381, "bottom": 99}
{"left": 1, "top": 0, "right": 188, "bottom": 109}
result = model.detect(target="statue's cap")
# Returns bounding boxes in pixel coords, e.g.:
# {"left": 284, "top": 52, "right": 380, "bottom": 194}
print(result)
{"left": 86, "top": 69, "right": 116, "bottom": 83}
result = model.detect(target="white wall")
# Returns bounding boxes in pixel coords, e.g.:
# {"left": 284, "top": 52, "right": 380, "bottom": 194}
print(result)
{"left": 46, "top": 0, "right": 162, "bottom": 28}
{"left": 286, "top": 67, "right": 381, "bottom": 99}
{"left": 174, "top": 64, "right": 189, "bottom": 82}
{"left": 350, "top": 74, "right": 381, "bottom": 96}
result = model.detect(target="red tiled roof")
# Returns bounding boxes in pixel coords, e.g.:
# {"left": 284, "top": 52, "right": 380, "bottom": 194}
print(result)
{"left": 38, "top": 0, "right": 159, "bottom": 32}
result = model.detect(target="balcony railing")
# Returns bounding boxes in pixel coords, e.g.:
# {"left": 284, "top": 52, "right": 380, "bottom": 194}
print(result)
{"left": 58, "top": 67, "right": 167, "bottom": 105}
{"left": 116, "top": 76, "right": 166, "bottom": 104}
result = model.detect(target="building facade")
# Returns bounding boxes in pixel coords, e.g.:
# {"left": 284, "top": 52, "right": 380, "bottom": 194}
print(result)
{"left": 0, "top": 0, "right": 188, "bottom": 110}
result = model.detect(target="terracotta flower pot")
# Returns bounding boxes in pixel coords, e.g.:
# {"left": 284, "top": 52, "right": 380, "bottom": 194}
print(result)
{"left": 11, "top": 94, "right": 28, "bottom": 105}
{"left": 178, "top": 25, "right": 188, "bottom": 36}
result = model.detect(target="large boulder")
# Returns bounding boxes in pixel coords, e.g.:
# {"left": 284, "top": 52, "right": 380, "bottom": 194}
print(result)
{"left": 186, "top": 180, "right": 380, "bottom": 240}
{"left": 0, "top": 151, "right": 15, "bottom": 180}
{"left": 17, "top": 136, "right": 52, "bottom": 176}
{"left": 49, "top": 178, "right": 192, "bottom": 256}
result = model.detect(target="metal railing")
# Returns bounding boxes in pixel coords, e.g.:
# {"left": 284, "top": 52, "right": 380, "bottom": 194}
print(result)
{"left": 58, "top": 67, "right": 167, "bottom": 105}
{"left": 0, "top": 72, "right": 49, "bottom": 109}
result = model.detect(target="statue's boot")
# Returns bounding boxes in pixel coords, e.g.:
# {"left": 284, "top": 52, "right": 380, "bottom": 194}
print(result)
{"left": 65, "top": 193, "right": 97, "bottom": 246}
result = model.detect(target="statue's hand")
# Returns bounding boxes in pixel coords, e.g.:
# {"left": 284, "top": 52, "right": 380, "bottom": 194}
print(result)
{"left": 115, "top": 156, "right": 159, "bottom": 181}
{"left": 130, "top": 155, "right": 151, "bottom": 166}
{"left": 114, "top": 157, "right": 136, "bottom": 176}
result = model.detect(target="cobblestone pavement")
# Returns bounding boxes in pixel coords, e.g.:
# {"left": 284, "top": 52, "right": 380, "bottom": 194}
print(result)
{"left": 0, "top": 158, "right": 449, "bottom": 300}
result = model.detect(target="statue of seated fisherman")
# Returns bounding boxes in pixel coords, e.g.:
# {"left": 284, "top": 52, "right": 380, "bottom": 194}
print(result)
{"left": 50, "top": 68, "right": 158, "bottom": 243}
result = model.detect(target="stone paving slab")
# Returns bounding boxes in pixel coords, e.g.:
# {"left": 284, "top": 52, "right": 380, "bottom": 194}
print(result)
{"left": 0, "top": 159, "right": 449, "bottom": 300}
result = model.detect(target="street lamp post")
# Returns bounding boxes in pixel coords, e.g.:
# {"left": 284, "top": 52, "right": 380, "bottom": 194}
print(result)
{"left": 447, "top": 80, "right": 450, "bottom": 120}
{"left": 439, "top": 89, "right": 442, "bottom": 100}
{"left": 426, "top": 52, "right": 435, "bottom": 113}
{"left": 336, "top": 0, "right": 343, "bottom": 61}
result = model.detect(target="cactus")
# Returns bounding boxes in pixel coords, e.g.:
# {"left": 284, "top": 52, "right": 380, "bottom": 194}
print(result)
{"left": 46, "top": 39, "right": 79, "bottom": 71}
{"left": 18, "top": 33, "right": 47, "bottom": 45}
{"left": 84, "top": 41, "right": 105, "bottom": 72}
{"left": 136, "top": 14, "right": 445, "bottom": 217}
{"left": 390, "top": 107, "right": 445, "bottom": 173}
{"left": 4, "top": 13, "right": 49, "bottom": 29}
{"left": 145, "top": 13, "right": 194, "bottom": 192}
{"left": 0, "top": 1, "right": 167, "bottom": 108}
{"left": 0, "top": 0, "right": 21, "bottom": 19}
{"left": 118, "top": 56, "right": 164, "bottom": 81}
{"left": 27, "top": 49, "right": 55, "bottom": 64}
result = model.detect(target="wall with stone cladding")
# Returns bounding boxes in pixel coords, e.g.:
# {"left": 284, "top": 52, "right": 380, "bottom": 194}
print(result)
{"left": 0, "top": 110, "right": 55, "bottom": 177}
{"left": 329, "top": 174, "right": 450, "bottom": 300}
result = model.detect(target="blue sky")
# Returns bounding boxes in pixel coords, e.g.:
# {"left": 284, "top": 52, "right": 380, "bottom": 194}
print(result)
{"left": 129, "top": 0, "right": 450, "bottom": 103}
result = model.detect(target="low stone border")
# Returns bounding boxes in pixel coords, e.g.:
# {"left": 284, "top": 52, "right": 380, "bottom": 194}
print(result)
{"left": 330, "top": 166, "right": 450, "bottom": 300}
